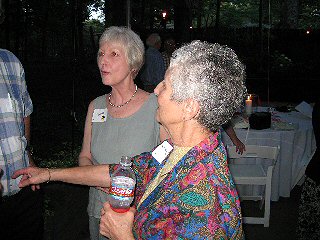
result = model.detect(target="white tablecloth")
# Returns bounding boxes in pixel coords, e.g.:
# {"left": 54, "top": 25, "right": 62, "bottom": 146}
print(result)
{"left": 222, "top": 108, "right": 316, "bottom": 201}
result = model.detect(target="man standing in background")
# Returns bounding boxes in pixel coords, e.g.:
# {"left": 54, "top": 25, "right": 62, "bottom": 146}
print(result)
{"left": 0, "top": 48, "right": 43, "bottom": 240}
{"left": 141, "top": 33, "right": 166, "bottom": 93}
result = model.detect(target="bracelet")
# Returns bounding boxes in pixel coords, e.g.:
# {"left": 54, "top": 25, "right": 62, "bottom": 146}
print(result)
{"left": 46, "top": 168, "right": 51, "bottom": 183}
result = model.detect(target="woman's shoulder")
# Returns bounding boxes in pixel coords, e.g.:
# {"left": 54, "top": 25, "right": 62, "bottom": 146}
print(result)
{"left": 92, "top": 94, "right": 107, "bottom": 108}
{"left": 93, "top": 94, "right": 107, "bottom": 102}
{"left": 134, "top": 90, "right": 157, "bottom": 112}
{"left": 143, "top": 92, "right": 158, "bottom": 107}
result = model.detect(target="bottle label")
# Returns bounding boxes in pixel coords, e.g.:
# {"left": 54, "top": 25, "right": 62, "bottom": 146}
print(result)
{"left": 109, "top": 176, "right": 135, "bottom": 198}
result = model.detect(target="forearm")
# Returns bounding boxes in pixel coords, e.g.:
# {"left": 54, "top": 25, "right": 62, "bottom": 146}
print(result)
{"left": 28, "top": 153, "right": 36, "bottom": 167}
{"left": 78, "top": 156, "right": 93, "bottom": 166}
{"left": 224, "top": 127, "right": 237, "bottom": 142}
{"left": 49, "top": 165, "right": 110, "bottom": 187}
{"left": 24, "top": 115, "right": 35, "bottom": 166}
{"left": 24, "top": 116, "right": 31, "bottom": 143}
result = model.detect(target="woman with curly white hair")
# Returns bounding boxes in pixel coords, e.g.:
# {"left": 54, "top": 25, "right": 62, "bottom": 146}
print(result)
{"left": 14, "top": 40, "right": 246, "bottom": 239}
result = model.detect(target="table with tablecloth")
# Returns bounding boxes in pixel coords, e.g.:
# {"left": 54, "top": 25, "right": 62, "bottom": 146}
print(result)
{"left": 221, "top": 107, "right": 316, "bottom": 201}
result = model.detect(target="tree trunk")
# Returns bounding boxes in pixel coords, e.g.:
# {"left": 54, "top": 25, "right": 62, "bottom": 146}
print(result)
{"left": 174, "top": 0, "right": 191, "bottom": 43}
{"left": 140, "top": 0, "right": 145, "bottom": 27}
{"left": 259, "top": 0, "right": 263, "bottom": 70}
{"left": 77, "top": 0, "right": 85, "bottom": 59}
{"left": 279, "top": 0, "right": 299, "bottom": 28}
{"left": 196, "top": 0, "right": 203, "bottom": 29}
{"left": 214, "top": 0, "right": 221, "bottom": 42}
{"left": 14, "top": 0, "right": 21, "bottom": 55}
{"left": 40, "top": 4, "right": 49, "bottom": 60}
{"left": 111, "top": 0, "right": 126, "bottom": 26}
{"left": 148, "top": 2, "right": 154, "bottom": 30}
{"left": 23, "top": 1, "right": 29, "bottom": 62}
{"left": 2, "top": 0, "right": 10, "bottom": 49}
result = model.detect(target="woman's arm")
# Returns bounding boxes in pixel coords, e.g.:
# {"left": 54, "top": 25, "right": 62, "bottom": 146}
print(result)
{"left": 224, "top": 126, "right": 245, "bottom": 154}
{"left": 79, "top": 101, "right": 95, "bottom": 166}
{"left": 12, "top": 164, "right": 111, "bottom": 188}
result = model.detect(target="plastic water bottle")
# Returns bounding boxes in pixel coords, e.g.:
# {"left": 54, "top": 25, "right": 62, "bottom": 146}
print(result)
{"left": 108, "top": 156, "right": 136, "bottom": 213}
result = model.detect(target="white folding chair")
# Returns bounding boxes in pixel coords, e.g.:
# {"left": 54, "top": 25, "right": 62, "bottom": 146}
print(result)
{"left": 227, "top": 145, "right": 280, "bottom": 227}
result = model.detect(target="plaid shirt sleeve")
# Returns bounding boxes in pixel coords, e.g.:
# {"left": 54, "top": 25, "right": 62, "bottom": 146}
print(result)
{"left": 0, "top": 49, "right": 33, "bottom": 196}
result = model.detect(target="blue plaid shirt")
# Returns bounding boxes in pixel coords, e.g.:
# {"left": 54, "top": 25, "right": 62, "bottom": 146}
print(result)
{"left": 0, "top": 49, "right": 33, "bottom": 196}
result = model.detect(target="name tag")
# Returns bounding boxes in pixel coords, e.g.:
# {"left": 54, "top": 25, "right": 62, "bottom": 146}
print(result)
{"left": 92, "top": 108, "right": 107, "bottom": 122}
{"left": 152, "top": 140, "right": 173, "bottom": 164}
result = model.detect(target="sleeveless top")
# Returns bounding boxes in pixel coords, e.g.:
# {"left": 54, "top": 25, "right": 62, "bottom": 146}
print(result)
{"left": 88, "top": 93, "right": 160, "bottom": 217}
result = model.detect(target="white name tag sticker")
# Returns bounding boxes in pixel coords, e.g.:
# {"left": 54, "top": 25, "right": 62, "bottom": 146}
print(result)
{"left": 92, "top": 108, "right": 107, "bottom": 122}
{"left": 152, "top": 140, "right": 173, "bottom": 164}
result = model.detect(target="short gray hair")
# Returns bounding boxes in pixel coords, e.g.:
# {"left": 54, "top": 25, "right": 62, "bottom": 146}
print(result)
{"left": 169, "top": 40, "right": 247, "bottom": 132}
{"left": 99, "top": 26, "right": 145, "bottom": 72}
{"left": 146, "top": 33, "right": 161, "bottom": 48}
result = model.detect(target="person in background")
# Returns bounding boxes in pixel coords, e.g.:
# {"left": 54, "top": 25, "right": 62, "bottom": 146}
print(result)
{"left": 13, "top": 40, "right": 246, "bottom": 239}
{"left": 161, "top": 37, "right": 176, "bottom": 70}
{"left": 297, "top": 98, "right": 320, "bottom": 240}
{"left": 140, "top": 33, "right": 166, "bottom": 93}
{"left": 78, "top": 26, "right": 167, "bottom": 240}
{"left": 0, "top": 49, "right": 43, "bottom": 240}
{"left": 223, "top": 122, "right": 246, "bottom": 154}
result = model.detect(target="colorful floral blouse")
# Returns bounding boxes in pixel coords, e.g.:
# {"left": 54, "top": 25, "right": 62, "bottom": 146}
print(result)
{"left": 129, "top": 132, "right": 244, "bottom": 239}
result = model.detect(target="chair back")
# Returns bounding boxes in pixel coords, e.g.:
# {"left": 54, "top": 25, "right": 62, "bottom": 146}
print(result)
{"left": 226, "top": 144, "right": 280, "bottom": 227}
{"left": 227, "top": 145, "right": 280, "bottom": 162}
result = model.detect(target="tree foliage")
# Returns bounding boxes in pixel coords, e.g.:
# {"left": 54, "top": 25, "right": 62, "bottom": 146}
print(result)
{"left": 0, "top": 0, "right": 319, "bottom": 61}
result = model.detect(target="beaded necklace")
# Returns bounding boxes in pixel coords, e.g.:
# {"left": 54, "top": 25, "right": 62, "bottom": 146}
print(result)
{"left": 108, "top": 85, "right": 138, "bottom": 108}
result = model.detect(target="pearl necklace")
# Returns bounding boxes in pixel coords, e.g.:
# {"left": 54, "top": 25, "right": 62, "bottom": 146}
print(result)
{"left": 108, "top": 85, "right": 138, "bottom": 108}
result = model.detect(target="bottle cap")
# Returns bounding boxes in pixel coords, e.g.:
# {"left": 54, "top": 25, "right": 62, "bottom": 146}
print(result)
{"left": 120, "top": 156, "right": 132, "bottom": 167}
{"left": 110, "top": 206, "right": 130, "bottom": 213}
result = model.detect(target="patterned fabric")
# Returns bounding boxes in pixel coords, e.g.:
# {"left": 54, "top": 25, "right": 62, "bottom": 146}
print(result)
{"left": 0, "top": 49, "right": 33, "bottom": 196}
{"left": 137, "top": 145, "right": 192, "bottom": 209}
{"left": 130, "top": 132, "right": 244, "bottom": 239}
{"left": 297, "top": 177, "right": 320, "bottom": 240}
{"left": 141, "top": 47, "right": 165, "bottom": 86}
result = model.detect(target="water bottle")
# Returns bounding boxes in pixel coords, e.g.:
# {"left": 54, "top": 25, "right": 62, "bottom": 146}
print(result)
{"left": 108, "top": 156, "right": 136, "bottom": 213}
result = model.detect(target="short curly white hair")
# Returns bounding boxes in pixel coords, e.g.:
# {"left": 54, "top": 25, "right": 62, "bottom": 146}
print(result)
{"left": 169, "top": 40, "right": 247, "bottom": 132}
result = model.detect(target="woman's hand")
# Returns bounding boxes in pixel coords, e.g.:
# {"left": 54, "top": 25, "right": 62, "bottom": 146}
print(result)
{"left": 233, "top": 138, "right": 246, "bottom": 154}
{"left": 100, "top": 202, "right": 136, "bottom": 240}
{"left": 224, "top": 126, "right": 245, "bottom": 154}
{"left": 11, "top": 167, "right": 50, "bottom": 188}
{"left": 28, "top": 161, "right": 41, "bottom": 191}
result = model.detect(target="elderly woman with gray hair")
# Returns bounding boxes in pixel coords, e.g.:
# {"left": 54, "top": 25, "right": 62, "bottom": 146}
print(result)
{"left": 13, "top": 40, "right": 246, "bottom": 239}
